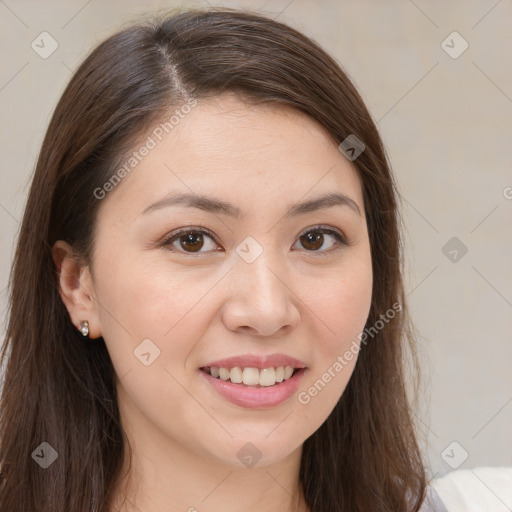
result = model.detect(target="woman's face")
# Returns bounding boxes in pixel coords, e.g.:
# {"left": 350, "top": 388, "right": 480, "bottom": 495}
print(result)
{"left": 86, "top": 94, "right": 372, "bottom": 468}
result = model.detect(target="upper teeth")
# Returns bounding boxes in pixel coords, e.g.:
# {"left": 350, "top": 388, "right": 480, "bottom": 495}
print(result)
{"left": 207, "top": 366, "right": 296, "bottom": 386}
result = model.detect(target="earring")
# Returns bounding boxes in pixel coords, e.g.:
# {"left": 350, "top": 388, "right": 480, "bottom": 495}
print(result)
{"left": 79, "top": 320, "right": 89, "bottom": 337}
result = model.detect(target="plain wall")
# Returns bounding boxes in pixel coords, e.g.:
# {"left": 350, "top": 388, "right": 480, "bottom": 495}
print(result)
{"left": 1, "top": 0, "right": 511, "bottom": 482}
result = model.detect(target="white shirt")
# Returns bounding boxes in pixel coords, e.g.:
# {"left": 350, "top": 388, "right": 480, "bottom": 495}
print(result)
{"left": 430, "top": 466, "right": 512, "bottom": 512}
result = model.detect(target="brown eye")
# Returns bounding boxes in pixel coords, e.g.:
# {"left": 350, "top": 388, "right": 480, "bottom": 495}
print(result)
{"left": 178, "top": 231, "right": 205, "bottom": 252}
{"left": 162, "top": 225, "right": 347, "bottom": 257}
{"left": 163, "top": 228, "right": 219, "bottom": 254}
{"left": 294, "top": 227, "right": 347, "bottom": 255}
{"left": 300, "top": 231, "right": 325, "bottom": 251}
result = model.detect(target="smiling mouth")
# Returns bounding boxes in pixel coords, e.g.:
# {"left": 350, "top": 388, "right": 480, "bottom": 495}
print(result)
{"left": 200, "top": 365, "right": 300, "bottom": 387}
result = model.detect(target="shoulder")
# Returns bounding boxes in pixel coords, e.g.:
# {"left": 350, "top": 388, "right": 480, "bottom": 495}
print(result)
{"left": 428, "top": 466, "right": 512, "bottom": 512}
{"left": 419, "top": 484, "right": 449, "bottom": 512}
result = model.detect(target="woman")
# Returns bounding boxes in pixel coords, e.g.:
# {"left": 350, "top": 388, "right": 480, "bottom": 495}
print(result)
{"left": 0, "top": 8, "right": 448, "bottom": 512}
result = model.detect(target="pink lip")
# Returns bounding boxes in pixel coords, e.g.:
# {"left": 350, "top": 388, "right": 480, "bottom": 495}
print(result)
{"left": 201, "top": 353, "right": 306, "bottom": 370}
{"left": 199, "top": 367, "right": 307, "bottom": 408}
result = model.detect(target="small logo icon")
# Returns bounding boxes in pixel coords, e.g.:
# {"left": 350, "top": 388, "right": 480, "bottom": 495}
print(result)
{"left": 31, "top": 442, "right": 59, "bottom": 469}
{"left": 442, "top": 237, "right": 468, "bottom": 263}
{"left": 237, "top": 442, "right": 262, "bottom": 468}
{"left": 441, "top": 441, "right": 469, "bottom": 469}
{"left": 31, "top": 32, "right": 59, "bottom": 59}
{"left": 134, "top": 338, "right": 161, "bottom": 366}
{"left": 441, "top": 32, "right": 468, "bottom": 59}
{"left": 338, "top": 134, "right": 365, "bottom": 161}
{"left": 236, "top": 236, "right": 263, "bottom": 263}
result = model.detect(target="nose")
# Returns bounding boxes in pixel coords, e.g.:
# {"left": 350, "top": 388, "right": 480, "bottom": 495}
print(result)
{"left": 221, "top": 249, "right": 301, "bottom": 337}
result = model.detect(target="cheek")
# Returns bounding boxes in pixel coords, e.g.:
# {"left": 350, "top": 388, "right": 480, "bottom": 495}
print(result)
{"left": 293, "top": 262, "right": 372, "bottom": 428}
{"left": 310, "top": 255, "right": 373, "bottom": 350}
{"left": 93, "top": 255, "right": 217, "bottom": 381}
{"left": 95, "top": 255, "right": 209, "bottom": 336}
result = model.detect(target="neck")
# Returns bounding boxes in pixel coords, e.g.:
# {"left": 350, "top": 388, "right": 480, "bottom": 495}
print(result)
{"left": 108, "top": 416, "right": 307, "bottom": 512}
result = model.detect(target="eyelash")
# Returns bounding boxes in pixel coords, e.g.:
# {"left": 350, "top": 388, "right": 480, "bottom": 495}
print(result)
{"left": 160, "top": 224, "right": 349, "bottom": 257}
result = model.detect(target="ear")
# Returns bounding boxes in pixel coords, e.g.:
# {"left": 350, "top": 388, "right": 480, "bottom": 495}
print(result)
{"left": 52, "top": 240, "right": 102, "bottom": 339}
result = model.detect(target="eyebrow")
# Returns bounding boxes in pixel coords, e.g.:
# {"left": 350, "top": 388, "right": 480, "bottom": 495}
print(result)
{"left": 141, "top": 191, "right": 362, "bottom": 218}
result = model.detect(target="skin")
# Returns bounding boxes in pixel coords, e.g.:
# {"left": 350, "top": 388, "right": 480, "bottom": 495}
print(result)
{"left": 53, "top": 93, "right": 373, "bottom": 512}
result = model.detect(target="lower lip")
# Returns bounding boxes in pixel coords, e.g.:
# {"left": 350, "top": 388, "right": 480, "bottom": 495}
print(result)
{"left": 199, "top": 368, "right": 306, "bottom": 409}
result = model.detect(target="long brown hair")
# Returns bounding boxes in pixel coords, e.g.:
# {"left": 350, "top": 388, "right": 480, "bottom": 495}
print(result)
{"left": 0, "top": 8, "right": 426, "bottom": 512}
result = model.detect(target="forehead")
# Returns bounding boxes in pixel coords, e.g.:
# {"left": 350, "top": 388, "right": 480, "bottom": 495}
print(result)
{"left": 97, "top": 94, "right": 363, "bottom": 220}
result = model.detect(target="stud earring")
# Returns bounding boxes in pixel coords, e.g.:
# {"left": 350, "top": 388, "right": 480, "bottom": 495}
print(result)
{"left": 79, "top": 320, "right": 89, "bottom": 337}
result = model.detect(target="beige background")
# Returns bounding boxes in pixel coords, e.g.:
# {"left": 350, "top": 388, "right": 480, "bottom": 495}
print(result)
{"left": 1, "top": 0, "right": 511, "bottom": 484}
